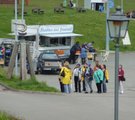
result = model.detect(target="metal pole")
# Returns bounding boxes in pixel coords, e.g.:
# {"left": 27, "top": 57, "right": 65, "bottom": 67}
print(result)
{"left": 15, "top": 0, "right": 18, "bottom": 76}
{"left": 22, "top": 0, "right": 24, "bottom": 20}
{"left": 106, "top": 0, "right": 110, "bottom": 51}
{"left": 76, "top": 0, "right": 78, "bottom": 8}
{"left": 121, "top": 0, "right": 123, "bottom": 13}
{"left": 63, "top": 0, "right": 67, "bottom": 7}
{"left": 114, "top": 38, "right": 120, "bottom": 120}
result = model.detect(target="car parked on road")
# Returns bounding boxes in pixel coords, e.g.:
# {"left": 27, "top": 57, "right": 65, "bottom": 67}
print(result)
{"left": 36, "top": 51, "right": 63, "bottom": 73}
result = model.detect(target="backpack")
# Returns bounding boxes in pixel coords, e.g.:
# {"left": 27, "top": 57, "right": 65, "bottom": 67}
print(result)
{"left": 70, "top": 45, "right": 76, "bottom": 53}
{"left": 60, "top": 68, "right": 65, "bottom": 77}
{"left": 85, "top": 67, "right": 93, "bottom": 80}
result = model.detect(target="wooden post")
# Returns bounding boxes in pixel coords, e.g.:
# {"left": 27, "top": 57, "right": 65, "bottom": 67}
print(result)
{"left": 7, "top": 42, "right": 19, "bottom": 79}
{"left": 26, "top": 43, "right": 36, "bottom": 79}
{"left": 20, "top": 41, "right": 27, "bottom": 80}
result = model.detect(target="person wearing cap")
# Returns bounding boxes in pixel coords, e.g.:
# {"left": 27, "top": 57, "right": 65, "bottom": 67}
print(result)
{"left": 84, "top": 63, "right": 94, "bottom": 93}
{"left": 73, "top": 63, "right": 81, "bottom": 92}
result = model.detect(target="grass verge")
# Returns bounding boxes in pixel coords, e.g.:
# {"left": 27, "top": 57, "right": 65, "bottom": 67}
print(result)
{"left": 0, "top": 67, "right": 59, "bottom": 93}
{"left": 0, "top": 111, "right": 22, "bottom": 120}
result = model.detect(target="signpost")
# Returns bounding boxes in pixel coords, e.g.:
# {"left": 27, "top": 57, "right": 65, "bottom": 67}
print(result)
{"left": 106, "top": 0, "right": 114, "bottom": 51}
{"left": 15, "top": 0, "right": 18, "bottom": 76}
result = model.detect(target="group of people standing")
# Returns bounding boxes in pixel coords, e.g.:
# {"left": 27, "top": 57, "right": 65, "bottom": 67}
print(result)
{"left": 58, "top": 41, "right": 126, "bottom": 94}
{"left": 58, "top": 60, "right": 126, "bottom": 94}
{"left": 58, "top": 60, "right": 110, "bottom": 94}
{"left": 73, "top": 61, "right": 109, "bottom": 94}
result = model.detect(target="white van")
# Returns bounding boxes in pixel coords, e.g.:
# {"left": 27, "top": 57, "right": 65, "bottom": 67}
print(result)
{"left": 17, "top": 24, "right": 82, "bottom": 59}
{"left": 10, "top": 24, "right": 82, "bottom": 72}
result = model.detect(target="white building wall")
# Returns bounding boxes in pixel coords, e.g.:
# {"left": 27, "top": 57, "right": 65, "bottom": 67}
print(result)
{"left": 84, "top": 0, "right": 91, "bottom": 9}
{"left": 84, "top": 0, "right": 106, "bottom": 10}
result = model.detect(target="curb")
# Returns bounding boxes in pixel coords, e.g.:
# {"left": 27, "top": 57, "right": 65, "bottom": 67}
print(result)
{"left": 0, "top": 82, "right": 63, "bottom": 96}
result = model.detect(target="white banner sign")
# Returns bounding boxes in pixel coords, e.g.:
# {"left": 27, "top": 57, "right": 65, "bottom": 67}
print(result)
{"left": 122, "top": 31, "right": 131, "bottom": 45}
{"left": 11, "top": 19, "right": 25, "bottom": 32}
{"left": 38, "top": 24, "right": 74, "bottom": 34}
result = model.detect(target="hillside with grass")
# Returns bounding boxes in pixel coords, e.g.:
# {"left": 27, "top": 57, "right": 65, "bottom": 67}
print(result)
{"left": 0, "top": 0, "right": 135, "bottom": 51}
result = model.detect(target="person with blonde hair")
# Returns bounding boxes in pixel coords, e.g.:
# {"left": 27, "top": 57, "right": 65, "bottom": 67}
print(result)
{"left": 60, "top": 61, "right": 72, "bottom": 93}
{"left": 80, "top": 63, "right": 87, "bottom": 92}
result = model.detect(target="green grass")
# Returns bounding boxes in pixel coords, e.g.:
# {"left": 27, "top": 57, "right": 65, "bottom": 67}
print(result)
{"left": 0, "top": 111, "right": 22, "bottom": 120}
{"left": 0, "top": 0, "right": 135, "bottom": 51}
{"left": 0, "top": 67, "right": 59, "bottom": 92}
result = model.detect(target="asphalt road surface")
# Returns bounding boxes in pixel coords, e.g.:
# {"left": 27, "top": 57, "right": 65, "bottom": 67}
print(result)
{"left": 0, "top": 52, "right": 135, "bottom": 120}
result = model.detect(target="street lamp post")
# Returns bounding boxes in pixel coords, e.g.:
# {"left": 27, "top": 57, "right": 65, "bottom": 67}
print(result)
{"left": 107, "top": 6, "right": 129, "bottom": 120}
{"left": 121, "top": 0, "right": 123, "bottom": 13}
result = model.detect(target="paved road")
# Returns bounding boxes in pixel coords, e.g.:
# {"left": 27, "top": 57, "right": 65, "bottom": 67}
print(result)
{"left": 0, "top": 52, "right": 135, "bottom": 120}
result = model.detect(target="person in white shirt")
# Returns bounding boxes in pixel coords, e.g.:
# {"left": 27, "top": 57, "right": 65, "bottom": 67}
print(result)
{"left": 73, "top": 63, "right": 81, "bottom": 92}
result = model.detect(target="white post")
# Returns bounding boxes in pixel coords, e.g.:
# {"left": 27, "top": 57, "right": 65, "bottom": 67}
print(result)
{"left": 121, "top": 0, "right": 123, "bottom": 13}
{"left": 15, "top": 0, "right": 18, "bottom": 76}
{"left": 106, "top": 0, "right": 110, "bottom": 51}
{"left": 76, "top": 0, "right": 78, "bottom": 7}
{"left": 22, "top": 0, "right": 24, "bottom": 20}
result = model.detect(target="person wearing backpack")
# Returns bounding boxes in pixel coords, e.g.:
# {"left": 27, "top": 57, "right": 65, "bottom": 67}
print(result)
{"left": 61, "top": 61, "right": 72, "bottom": 93}
{"left": 84, "top": 63, "right": 94, "bottom": 93}
{"left": 69, "top": 41, "right": 81, "bottom": 64}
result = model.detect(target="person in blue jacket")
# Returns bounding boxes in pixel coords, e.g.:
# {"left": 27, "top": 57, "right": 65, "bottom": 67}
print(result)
{"left": 80, "top": 44, "right": 87, "bottom": 64}
{"left": 93, "top": 65, "right": 103, "bottom": 93}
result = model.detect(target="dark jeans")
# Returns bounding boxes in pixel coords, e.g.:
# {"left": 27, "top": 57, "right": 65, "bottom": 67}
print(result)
{"left": 82, "top": 80, "right": 86, "bottom": 91}
{"left": 102, "top": 80, "right": 107, "bottom": 93}
{"left": 69, "top": 52, "right": 76, "bottom": 64}
{"left": 81, "top": 58, "right": 86, "bottom": 64}
{"left": 59, "top": 80, "right": 64, "bottom": 93}
{"left": 74, "top": 76, "right": 81, "bottom": 92}
{"left": 96, "top": 83, "right": 101, "bottom": 93}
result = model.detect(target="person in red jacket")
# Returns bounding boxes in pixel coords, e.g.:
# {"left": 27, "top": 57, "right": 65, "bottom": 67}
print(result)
{"left": 118, "top": 64, "right": 125, "bottom": 94}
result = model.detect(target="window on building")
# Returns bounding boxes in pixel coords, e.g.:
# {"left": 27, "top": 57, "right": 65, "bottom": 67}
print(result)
{"left": 39, "top": 36, "right": 71, "bottom": 47}
{"left": 18, "top": 35, "right": 36, "bottom": 41}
